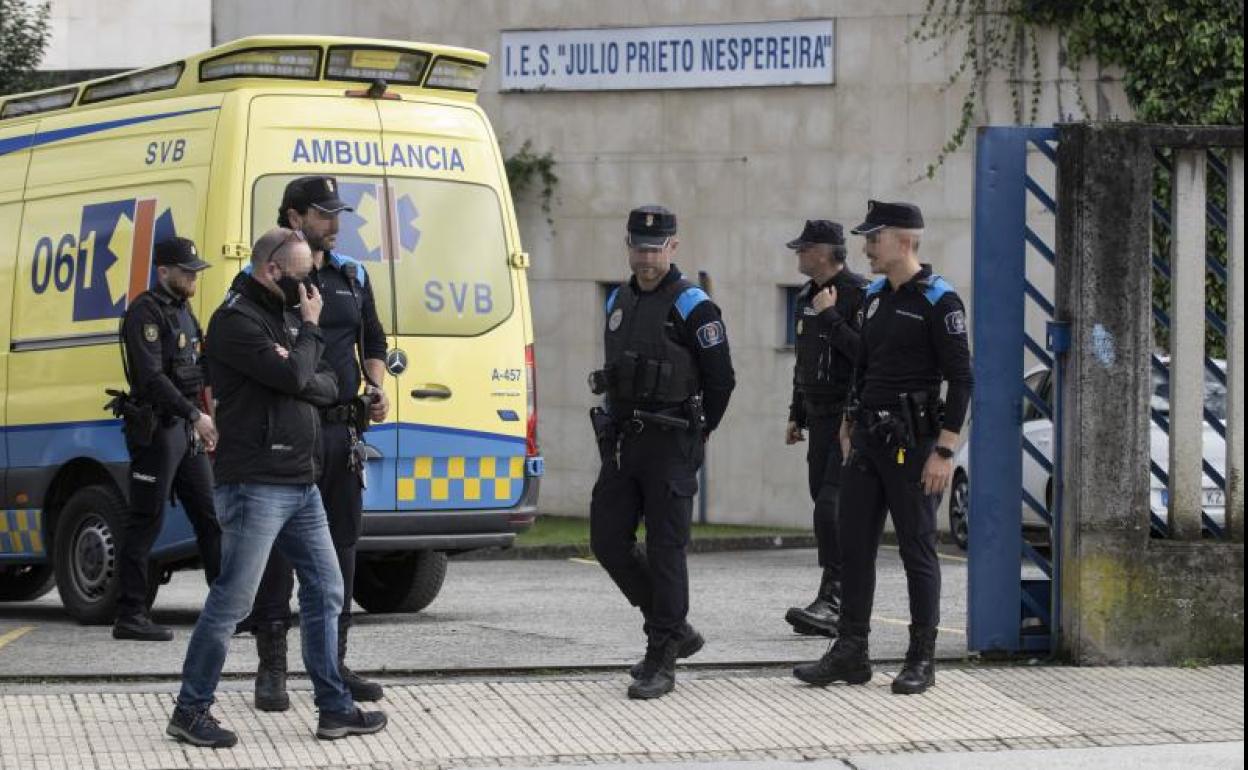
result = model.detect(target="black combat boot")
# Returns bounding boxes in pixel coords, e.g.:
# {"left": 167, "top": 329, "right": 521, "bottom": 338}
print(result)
{"left": 891, "top": 624, "right": 937, "bottom": 694}
{"left": 791, "top": 621, "right": 872, "bottom": 686}
{"left": 627, "top": 639, "right": 679, "bottom": 700}
{"left": 112, "top": 613, "right": 173, "bottom": 642}
{"left": 254, "top": 621, "right": 290, "bottom": 712}
{"left": 784, "top": 568, "right": 841, "bottom": 637}
{"left": 338, "top": 617, "right": 383, "bottom": 702}
{"left": 629, "top": 623, "right": 704, "bottom": 679}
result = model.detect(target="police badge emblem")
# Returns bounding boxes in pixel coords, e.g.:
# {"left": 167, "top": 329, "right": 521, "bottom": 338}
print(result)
{"left": 866, "top": 296, "right": 881, "bottom": 319}
{"left": 644, "top": 213, "right": 654, "bottom": 227}
{"left": 143, "top": 323, "right": 159, "bottom": 343}
{"left": 325, "top": 178, "right": 335, "bottom": 193}
{"left": 608, "top": 308, "right": 624, "bottom": 331}
{"left": 796, "top": 320, "right": 804, "bottom": 335}
{"left": 177, "top": 332, "right": 188, "bottom": 349}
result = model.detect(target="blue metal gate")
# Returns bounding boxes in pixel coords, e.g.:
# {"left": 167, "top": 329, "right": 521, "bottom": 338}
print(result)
{"left": 969, "top": 126, "right": 1062, "bottom": 654}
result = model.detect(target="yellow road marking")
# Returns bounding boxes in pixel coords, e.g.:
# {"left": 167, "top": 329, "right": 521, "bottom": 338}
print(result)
{"left": 0, "top": 625, "right": 35, "bottom": 651}
{"left": 871, "top": 615, "right": 965, "bottom": 636}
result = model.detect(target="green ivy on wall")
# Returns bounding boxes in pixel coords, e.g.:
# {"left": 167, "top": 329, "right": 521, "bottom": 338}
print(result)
{"left": 504, "top": 140, "right": 559, "bottom": 224}
{"left": 913, "top": 0, "right": 1244, "bottom": 176}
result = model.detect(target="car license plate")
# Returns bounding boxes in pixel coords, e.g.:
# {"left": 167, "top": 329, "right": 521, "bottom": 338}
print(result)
{"left": 1203, "top": 489, "right": 1225, "bottom": 508}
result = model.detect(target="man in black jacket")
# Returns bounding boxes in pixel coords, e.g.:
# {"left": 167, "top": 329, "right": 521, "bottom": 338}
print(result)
{"left": 782, "top": 220, "right": 867, "bottom": 638}
{"left": 167, "top": 228, "right": 387, "bottom": 749}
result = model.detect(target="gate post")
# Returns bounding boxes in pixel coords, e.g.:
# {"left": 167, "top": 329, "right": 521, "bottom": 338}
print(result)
{"left": 1055, "top": 123, "right": 1245, "bottom": 664}
{"left": 1054, "top": 123, "right": 1155, "bottom": 663}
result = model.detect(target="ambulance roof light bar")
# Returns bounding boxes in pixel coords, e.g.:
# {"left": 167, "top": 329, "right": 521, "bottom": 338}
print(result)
{"left": 424, "top": 56, "right": 486, "bottom": 92}
{"left": 80, "top": 62, "right": 184, "bottom": 105}
{"left": 200, "top": 47, "right": 322, "bottom": 81}
{"left": 0, "top": 87, "right": 77, "bottom": 120}
{"left": 326, "top": 46, "right": 429, "bottom": 85}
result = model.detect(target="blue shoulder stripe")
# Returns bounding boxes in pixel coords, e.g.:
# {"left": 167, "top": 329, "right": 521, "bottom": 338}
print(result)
{"left": 865, "top": 277, "right": 887, "bottom": 296}
{"left": 923, "top": 275, "right": 954, "bottom": 305}
{"left": 605, "top": 286, "right": 620, "bottom": 314}
{"left": 674, "top": 286, "right": 710, "bottom": 320}
{"left": 330, "top": 252, "right": 368, "bottom": 287}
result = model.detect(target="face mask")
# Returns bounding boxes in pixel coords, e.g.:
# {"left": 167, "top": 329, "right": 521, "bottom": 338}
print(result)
{"left": 275, "top": 273, "right": 303, "bottom": 307}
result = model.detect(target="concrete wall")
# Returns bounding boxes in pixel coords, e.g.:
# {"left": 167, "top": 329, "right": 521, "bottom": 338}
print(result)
{"left": 37, "top": 0, "right": 210, "bottom": 72}
{"left": 212, "top": 1, "right": 1131, "bottom": 526}
{"left": 1055, "top": 123, "right": 1244, "bottom": 664}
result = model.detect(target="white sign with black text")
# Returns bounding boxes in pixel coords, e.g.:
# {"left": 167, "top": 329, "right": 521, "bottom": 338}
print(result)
{"left": 499, "top": 19, "right": 836, "bottom": 92}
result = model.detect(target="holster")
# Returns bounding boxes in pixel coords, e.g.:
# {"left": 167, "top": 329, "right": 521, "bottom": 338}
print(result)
{"left": 589, "top": 406, "right": 618, "bottom": 462}
{"left": 105, "top": 388, "right": 157, "bottom": 448}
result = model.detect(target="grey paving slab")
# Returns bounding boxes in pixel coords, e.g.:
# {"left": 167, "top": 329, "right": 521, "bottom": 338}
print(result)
{"left": 0, "top": 665, "right": 1240, "bottom": 770}
{"left": 0, "top": 547, "right": 970, "bottom": 679}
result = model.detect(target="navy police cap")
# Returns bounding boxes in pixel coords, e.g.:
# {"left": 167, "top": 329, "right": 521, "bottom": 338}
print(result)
{"left": 786, "top": 219, "right": 844, "bottom": 249}
{"left": 851, "top": 200, "right": 925, "bottom": 235}
{"left": 154, "top": 236, "right": 210, "bottom": 271}
{"left": 626, "top": 205, "right": 677, "bottom": 249}
{"left": 281, "top": 175, "right": 353, "bottom": 215}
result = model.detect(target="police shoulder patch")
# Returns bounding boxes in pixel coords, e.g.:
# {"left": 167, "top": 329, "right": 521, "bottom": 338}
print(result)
{"left": 696, "top": 320, "right": 726, "bottom": 349}
{"left": 143, "top": 323, "right": 160, "bottom": 343}
{"left": 944, "top": 309, "right": 967, "bottom": 335}
{"left": 608, "top": 307, "right": 624, "bottom": 332}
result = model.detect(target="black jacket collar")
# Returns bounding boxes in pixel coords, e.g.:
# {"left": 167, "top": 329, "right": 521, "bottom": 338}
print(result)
{"left": 236, "top": 274, "right": 287, "bottom": 315}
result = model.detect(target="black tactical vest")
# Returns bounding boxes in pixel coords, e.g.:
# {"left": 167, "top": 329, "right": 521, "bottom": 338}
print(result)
{"left": 792, "top": 283, "right": 840, "bottom": 398}
{"left": 140, "top": 290, "right": 204, "bottom": 401}
{"left": 603, "top": 279, "right": 701, "bottom": 408}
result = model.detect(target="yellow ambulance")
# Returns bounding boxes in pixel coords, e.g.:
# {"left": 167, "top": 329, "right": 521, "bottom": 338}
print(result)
{"left": 0, "top": 36, "right": 542, "bottom": 623}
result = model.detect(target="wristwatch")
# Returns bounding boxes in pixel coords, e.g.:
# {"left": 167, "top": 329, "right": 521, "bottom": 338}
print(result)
{"left": 933, "top": 445, "right": 954, "bottom": 460}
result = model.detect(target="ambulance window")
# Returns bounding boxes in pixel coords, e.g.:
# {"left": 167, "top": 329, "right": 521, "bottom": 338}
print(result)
{"left": 251, "top": 174, "right": 393, "bottom": 333}
{"left": 387, "top": 178, "right": 513, "bottom": 336}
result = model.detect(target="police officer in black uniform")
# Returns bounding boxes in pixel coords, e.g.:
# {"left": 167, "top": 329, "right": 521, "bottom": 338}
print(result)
{"left": 589, "top": 205, "right": 736, "bottom": 700}
{"left": 112, "top": 237, "right": 222, "bottom": 641}
{"left": 793, "top": 201, "right": 972, "bottom": 695}
{"left": 245, "top": 176, "right": 389, "bottom": 711}
{"left": 782, "top": 220, "right": 867, "bottom": 638}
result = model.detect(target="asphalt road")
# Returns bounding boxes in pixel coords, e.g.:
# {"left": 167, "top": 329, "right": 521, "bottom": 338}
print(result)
{"left": 0, "top": 546, "right": 969, "bottom": 680}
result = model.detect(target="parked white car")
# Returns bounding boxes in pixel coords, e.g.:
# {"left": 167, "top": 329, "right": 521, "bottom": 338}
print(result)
{"left": 948, "top": 359, "right": 1228, "bottom": 550}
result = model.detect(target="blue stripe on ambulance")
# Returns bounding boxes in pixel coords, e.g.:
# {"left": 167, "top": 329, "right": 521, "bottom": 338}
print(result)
{"left": 0, "top": 107, "right": 221, "bottom": 158}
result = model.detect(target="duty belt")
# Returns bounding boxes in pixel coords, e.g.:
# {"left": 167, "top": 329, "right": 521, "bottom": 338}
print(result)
{"left": 320, "top": 404, "right": 355, "bottom": 424}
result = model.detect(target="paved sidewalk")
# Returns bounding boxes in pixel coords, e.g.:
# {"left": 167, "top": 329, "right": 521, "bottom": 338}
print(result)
{"left": 0, "top": 665, "right": 1241, "bottom": 769}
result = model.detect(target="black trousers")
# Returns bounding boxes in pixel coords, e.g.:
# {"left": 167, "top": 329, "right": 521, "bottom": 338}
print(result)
{"left": 248, "top": 421, "right": 363, "bottom": 629}
{"left": 804, "top": 403, "right": 845, "bottom": 574}
{"left": 590, "top": 424, "right": 703, "bottom": 647}
{"left": 838, "top": 423, "right": 942, "bottom": 630}
{"left": 117, "top": 420, "right": 221, "bottom": 617}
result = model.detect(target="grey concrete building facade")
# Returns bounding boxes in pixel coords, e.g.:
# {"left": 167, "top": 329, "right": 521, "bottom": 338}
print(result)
{"left": 210, "top": 1, "right": 1130, "bottom": 527}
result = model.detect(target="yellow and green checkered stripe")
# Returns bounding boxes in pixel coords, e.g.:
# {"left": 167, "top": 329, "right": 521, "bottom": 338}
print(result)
{"left": 0, "top": 510, "right": 45, "bottom": 556}
{"left": 398, "top": 455, "right": 525, "bottom": 507}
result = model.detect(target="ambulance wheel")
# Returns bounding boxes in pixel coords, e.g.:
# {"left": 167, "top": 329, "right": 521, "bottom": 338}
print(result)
{"left": 353, "top": 551, "right": 447, "bottom": 614}
{"left": 0, "top": 564, "right": 56, "bottom": 602}
{"left": 53, "top": 485, "right": 126, "bottom": 625}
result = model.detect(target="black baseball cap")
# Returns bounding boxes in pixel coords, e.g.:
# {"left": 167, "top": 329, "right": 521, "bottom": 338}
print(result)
{"left": 786, "top": 219, "right": 844, "bottom": 249}
{"left": 850, "top": 200, "right": 925, "bottom": 235}
{"left": 280, "top": 175, "right": 353, "bottom": 216}
{"left": 153, "top": 237, "right": 210, "bottom": 271}
{"left": 626, "top": 205, "right": 677, "bottom": 249}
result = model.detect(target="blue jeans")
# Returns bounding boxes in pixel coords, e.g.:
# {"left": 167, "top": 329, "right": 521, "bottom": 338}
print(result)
{"left": 177, "top": 483, "right": 352, "bottom": 713}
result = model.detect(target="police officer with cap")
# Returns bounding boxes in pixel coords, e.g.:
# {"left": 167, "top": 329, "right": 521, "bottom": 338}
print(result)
{"left": 243, "top": 175, "right": 389, "bottom": 710}
{"left": 589, "top": 205, "right": 736, "bottom": 700}
{"left": 112, "top": 236, "right": 221, "bottom": 641}
{"left": 782, "top": 220, "right": 867, "bottom": 638}
{"left": 793, "top": 200, "right": 972, "bottom": 695}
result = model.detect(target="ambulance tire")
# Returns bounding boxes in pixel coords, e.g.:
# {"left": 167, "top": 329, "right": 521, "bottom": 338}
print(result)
{"left": 0, "top": 564, "right": 56, "bottom": 602}
{"left": 353, "top": 551, "right": 447, "bottom": 614}
{"left": 53, "top": 485, "right": 127, "bottom": 625}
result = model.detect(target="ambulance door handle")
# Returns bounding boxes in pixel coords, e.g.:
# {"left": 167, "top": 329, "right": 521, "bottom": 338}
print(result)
{"left": 410, "top": 385, "right": 452, "bottom": 400}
